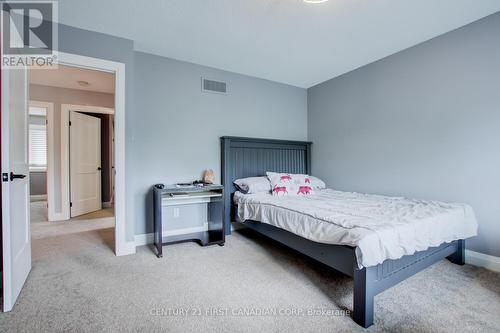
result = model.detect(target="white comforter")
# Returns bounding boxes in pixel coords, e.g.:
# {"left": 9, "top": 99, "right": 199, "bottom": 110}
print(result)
{"left": 234, "top": 189, "right": 478, "bottom": 268}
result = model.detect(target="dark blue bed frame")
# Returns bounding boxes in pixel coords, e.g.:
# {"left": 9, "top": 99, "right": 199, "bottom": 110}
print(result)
{"left": 221, "top": 136, "right": 465, "bottom": 328}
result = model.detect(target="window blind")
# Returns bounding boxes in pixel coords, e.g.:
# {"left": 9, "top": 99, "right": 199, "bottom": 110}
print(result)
{"left": 29, "top": 124, "right": 47, "bottom": 170}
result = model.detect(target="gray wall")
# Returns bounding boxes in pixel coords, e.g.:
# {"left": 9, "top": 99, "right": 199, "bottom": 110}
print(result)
{"left": 308, "top": 12, "right": 500, "bottom": 257}
{"left": 133, "top": 52, "right": 307, "bottom": 234}
{"left": 30, "top": 172, "right": 47, "bottom": 196}
{"left": 51, "top": 23, "right": 307, "bottom": 240}
{"left": 29, "top": 84, "right": 115, "bottom": 212}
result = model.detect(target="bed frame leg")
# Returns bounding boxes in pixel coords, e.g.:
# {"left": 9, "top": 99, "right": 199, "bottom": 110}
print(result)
{"left": 447, "top": 239, "right": 465, "bottom": 265}
{"left": 353, "top": 268, "right": 374, "bottom": 328}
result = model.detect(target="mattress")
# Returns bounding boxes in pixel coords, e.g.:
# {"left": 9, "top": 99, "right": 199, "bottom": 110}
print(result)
{"left": 234, "top": 189, "right": 478, "bottom": 268}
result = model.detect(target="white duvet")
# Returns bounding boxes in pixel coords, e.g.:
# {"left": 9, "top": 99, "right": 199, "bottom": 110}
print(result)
{"left": 234, "top": 189, "right": 478, "bottom": 268}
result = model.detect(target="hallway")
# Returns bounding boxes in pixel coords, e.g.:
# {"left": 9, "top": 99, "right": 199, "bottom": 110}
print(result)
{"left": 30, "top": 201, "right": 114, "bottom": 240}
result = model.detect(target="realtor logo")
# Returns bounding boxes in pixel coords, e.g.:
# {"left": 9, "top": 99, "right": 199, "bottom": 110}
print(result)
{"left": 1, "top": 1, "right": 58, "bottom": 68}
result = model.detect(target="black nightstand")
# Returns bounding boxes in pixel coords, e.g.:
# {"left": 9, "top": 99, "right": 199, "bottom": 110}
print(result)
{"left": 152, "top": 184, "right": 225, "bottom": 258}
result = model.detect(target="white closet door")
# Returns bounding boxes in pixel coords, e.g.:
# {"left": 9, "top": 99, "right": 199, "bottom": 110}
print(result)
{"left": 70, "top": 112, "right": 102, "bottom": 217}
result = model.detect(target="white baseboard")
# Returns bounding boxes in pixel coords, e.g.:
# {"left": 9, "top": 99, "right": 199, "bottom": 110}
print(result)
{"left": 465, "top": 250, "right": 500, "bottom": 273}
{"left": 30, "top": 194, "right": 47, "bottom": 202}
{"left": 135, "top": 223, "right": 209, "bottom": 246}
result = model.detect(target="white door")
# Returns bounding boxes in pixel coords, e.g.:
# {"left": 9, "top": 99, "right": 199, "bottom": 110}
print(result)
{"left": 70, "top": 112, "right": 102, "bottom": 217}
{"left": 1, "top": 68, "right": 32, "bottom": 312}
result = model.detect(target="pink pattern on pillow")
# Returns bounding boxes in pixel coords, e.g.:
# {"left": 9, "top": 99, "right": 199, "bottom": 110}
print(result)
{"left": 297, "top": 186, "right": 312, "bottom": 195}
{"left": 280, "top": 174, "right": 292, "bottom": 182}
{"left": 273, "top": 185, "right": 288, "bottom": 195}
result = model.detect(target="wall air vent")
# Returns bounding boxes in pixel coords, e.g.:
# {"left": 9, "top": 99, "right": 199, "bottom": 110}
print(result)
{"left": 202, "top": 77, "right": 227, "bottom": 94}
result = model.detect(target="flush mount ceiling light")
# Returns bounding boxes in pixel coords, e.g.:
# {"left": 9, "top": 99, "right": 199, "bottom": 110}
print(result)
{"left": 77, "top": 80, "right": 90, "bottom": 87}
{"left": 303, "top": 0, "right": 329, "bottom": 3}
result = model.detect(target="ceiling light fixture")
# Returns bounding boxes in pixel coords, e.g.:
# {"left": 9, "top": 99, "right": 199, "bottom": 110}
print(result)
{"left": 77, "top": 80, "right": 90, "bottom": 87}
{"left": 303, "top": 0, "right": 329, "bottom": 3}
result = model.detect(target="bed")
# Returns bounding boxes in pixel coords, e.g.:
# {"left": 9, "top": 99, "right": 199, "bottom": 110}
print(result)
{"left": 221, "top": 136, "right": 477, "bottom": 328}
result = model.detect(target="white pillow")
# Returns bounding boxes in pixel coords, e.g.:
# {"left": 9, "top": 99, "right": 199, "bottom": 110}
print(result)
{"left": 233, "top": 176, "right": 271, "bottom": 194}
{"left": 309, "top": 176, "right": 326, "bottom": 189}
{"left": 266, "top": 172, "right": 314, "bottom": 196}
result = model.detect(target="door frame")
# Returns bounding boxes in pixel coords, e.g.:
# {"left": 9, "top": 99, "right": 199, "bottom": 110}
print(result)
{"left": 55, "top": 51, "right": 132, "bottom": 256}
{"left": 28, "top": 100, "right": 56, "bottom": 220}
{"left": 63, "top": 106, "right": 113, "bottom": 218}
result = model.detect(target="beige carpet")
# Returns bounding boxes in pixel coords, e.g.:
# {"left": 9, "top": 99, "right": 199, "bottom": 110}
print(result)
{"left": 30, "top": 201, "right": 115, "bottom": 239}
{"left": 0, "top": 226, "right": 499, "bottom": 332}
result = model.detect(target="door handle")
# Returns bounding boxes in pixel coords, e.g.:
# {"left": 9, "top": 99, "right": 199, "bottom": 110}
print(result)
{"left": 10, "top": 172, "right": 27, "bottom": 181}
{"left": 97, "top": 167, "right": 102, "bottom": 171}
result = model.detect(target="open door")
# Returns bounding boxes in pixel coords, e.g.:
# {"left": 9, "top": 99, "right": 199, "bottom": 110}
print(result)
{"left": 70, "top": 111, "right": 102, "bottom": 217}
{"left": 1, "top": 67, "right": 31, "bottom": 312}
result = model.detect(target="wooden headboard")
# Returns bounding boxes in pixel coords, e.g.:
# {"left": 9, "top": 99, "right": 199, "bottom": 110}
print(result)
{"left": 220, "top": 136, "right": 312, "bottom": 235}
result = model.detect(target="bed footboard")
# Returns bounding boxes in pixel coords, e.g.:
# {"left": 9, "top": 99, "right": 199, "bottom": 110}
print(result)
{"left": 353, "top": 239, "right": 464, "bottom": 328}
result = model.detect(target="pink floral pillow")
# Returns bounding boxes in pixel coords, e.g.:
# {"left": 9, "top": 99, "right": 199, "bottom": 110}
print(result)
{"left": 266, "top": 172, "right": 314, "bottom": 196}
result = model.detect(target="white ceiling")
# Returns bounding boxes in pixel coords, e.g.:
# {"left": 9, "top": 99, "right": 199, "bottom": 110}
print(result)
{"left": 29, "top": 64, "right": 115, "bottom": 94}
{"left": 58, "top": 0, "right": 500, "bottom": 88}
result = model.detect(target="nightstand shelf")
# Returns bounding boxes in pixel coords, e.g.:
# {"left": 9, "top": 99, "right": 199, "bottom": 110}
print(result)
{"left": 152, "top": 184, "right": 225, "bottom": 258}
{"left": 160, "top": 230, "right": 225, "bottom": 249}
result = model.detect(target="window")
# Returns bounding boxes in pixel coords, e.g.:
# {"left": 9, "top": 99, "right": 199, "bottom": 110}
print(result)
{"left": 29, "top": 124, "right": 47, "bottom": 171}
{"left": 29, "top": 106, "right": 47, "bottom": 171}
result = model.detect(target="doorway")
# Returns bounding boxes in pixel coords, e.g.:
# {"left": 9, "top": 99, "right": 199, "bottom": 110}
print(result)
{"left": 28, "top": 65, "right": 116, "bottom": 243}
{"left": 2, "top": 52, "right": 129, "bottom": 312}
